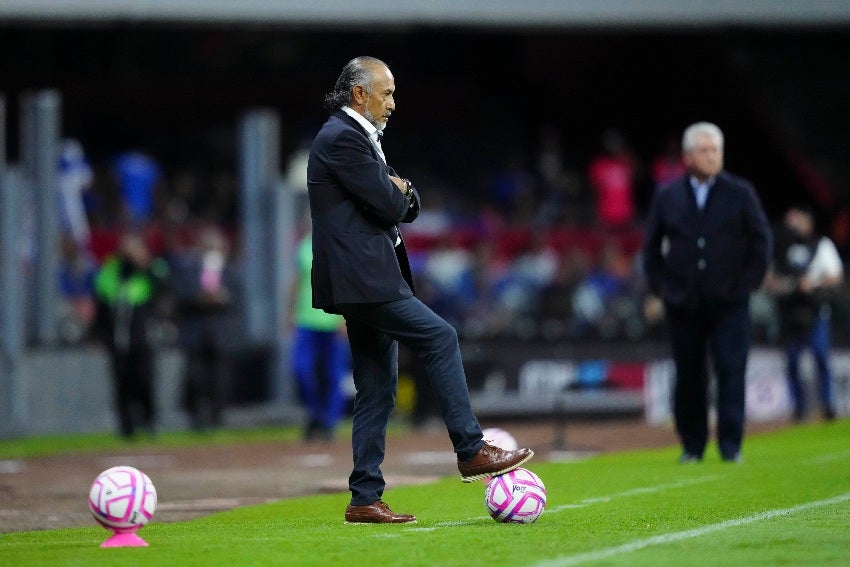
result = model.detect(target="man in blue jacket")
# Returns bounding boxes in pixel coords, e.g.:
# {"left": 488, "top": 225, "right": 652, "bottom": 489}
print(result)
{"left": 642, "top": 121, "right": 772, "bottom": 463}
{"left": 307, "top": 56, "right": 533, "bottom": 524}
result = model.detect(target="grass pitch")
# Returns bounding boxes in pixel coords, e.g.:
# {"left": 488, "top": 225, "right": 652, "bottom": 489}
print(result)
{"left": 3, "top": 420, "right": 850, "bottom": 566}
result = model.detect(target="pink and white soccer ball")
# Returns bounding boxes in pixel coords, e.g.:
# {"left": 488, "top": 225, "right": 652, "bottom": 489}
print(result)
{"left": 484, "top": 467, "right": 546, "bottom": 524}
{"left": 89, "top": 466, "right": 157, "bottom": 531}
{"left": 482, "top": 427, "right": 518, "bottom": 451}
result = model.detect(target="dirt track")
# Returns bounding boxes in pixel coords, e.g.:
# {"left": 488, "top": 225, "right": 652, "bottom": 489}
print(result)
{"left": 2, "top": 417, "right": 783, "bottom": 534}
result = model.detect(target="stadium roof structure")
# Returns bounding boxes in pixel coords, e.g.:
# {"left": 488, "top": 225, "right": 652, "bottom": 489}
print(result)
{"left": 1, "top": 0, "right": 850, "bottom": 28}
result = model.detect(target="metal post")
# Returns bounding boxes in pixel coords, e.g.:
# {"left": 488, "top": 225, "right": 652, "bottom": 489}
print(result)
{"left": 269, "top": 178, "right": 296, "bottom": 402}
{"left": 1, "top": 163, "right": 27, "bottom": 430}
{"left": 20, "top": 90, "right": 62, "bottom": 346}
{"left": 0, "top": 94, "right": 11, "bottom": 430}
{"left": 0, "top": 94, "right": 5, "bottom": 182}
{"left": 238, "top": 109, "right": 281, "bottom": 344}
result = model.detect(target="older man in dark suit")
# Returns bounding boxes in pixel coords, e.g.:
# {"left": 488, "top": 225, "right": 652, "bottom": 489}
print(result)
{"left": 642, "top": 121, "right": 772, "bottom": 464}
{"left": 307, "top": 56, "right": 533, "bottom": 524}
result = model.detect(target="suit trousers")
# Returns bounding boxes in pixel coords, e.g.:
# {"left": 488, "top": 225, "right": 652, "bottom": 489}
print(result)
{"left": 337, "top": 297, "right": 484, "bottom": 505}
{"left": 665, "top": 296, "right": 751, "bottom": 459}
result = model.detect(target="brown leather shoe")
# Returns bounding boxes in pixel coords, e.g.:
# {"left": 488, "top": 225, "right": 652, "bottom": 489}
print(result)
{"left": 344, "top": 500, "right": 417, "bottom": 524}
{"left": 458, "top": 441, "right": 534, "bottom": 483}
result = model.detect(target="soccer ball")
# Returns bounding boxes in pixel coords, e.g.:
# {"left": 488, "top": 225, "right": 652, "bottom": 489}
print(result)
{"left": 89, "top": 466, "right": 157, "bottom": 531}
{"left": 484, "top": 468, "right": 546, "bottom": 524}
{"left": 482, "top": 427, "right": 519, "bottom": 451}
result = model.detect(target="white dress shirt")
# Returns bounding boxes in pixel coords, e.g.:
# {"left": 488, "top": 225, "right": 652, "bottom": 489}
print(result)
{"left": 341, "top": 106, "right": 399, "bottom": 245}
{"left": 689, "top": 175, "right": 715, "bottom": 210}
{"left": 342, "top": 106, "right": 386, "bottom": 164}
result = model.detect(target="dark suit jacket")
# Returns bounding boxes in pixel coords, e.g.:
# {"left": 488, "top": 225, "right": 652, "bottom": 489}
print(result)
{"left": 642, "top": 171, "right": 772, "bottom": 308}
{"left": 307, "top": 110, "right": 421, "bottom": 312}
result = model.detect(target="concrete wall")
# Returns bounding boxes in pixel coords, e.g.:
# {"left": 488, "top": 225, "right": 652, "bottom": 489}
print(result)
{"left": 0, "top": 346, "right": 301, "bottom": 438}
{"left": 5, "top": 343, "right": 850, "bottom": 437}
{"left": 1, "top": 348, "right": 182, "bottom": 437}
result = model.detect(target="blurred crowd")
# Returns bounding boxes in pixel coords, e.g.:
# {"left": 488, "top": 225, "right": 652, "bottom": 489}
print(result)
{"left": 55, "top": 125, "right": 850, "bottom": 354}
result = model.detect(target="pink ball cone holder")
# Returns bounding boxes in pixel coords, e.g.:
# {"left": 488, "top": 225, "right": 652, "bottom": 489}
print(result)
{"left": 100, "top": 526, "right": 149, "bottom": 548}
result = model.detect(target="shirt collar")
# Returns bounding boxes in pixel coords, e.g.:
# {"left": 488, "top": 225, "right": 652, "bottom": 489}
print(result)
{"left": 342, "top": 106, "right": 380, "bottom": 143}
{"left": 689, "top": 175, "right": 716, "bottom": 190}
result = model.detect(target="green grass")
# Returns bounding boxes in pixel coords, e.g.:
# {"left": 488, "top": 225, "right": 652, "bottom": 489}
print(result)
{"left": 3, "top": 421, "right": 850, "bottom": 566}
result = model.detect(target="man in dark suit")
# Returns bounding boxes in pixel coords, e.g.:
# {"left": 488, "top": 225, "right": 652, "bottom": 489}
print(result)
{"left": 642, "top": 121, "right": 772, "bottom": 463}
{"left": 308, "top": 56, "right": 533, "bottom": 524}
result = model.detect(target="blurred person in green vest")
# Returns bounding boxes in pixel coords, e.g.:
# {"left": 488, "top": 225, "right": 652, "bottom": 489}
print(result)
{"left": 290, "top": 230, "right": 349, "bottom": 441}
{"left": 93, "top": 231, "right": 169, "bottom": 438}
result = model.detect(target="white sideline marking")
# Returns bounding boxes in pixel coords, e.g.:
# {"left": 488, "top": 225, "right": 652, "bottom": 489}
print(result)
{"left": 808, "top": 449, "right": 850, "bottom": 464}
{"left": 532, "top": 492, "right": 850, "bottom": 567}
{"left": 404, "top": 518, "right": 490, "bottom": 532}
{"left": 548, "top": 476, "right": 720, "bottom": 513}
{"left": 375, "top": 477, "right": 721, "bottom": 535}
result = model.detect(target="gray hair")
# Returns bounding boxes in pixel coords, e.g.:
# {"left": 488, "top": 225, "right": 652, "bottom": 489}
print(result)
{"left": 323, "top": 56, "right": 389, "bottom": 113}
{"left": 682, "top": 122, "right": 724, "bottom": 153}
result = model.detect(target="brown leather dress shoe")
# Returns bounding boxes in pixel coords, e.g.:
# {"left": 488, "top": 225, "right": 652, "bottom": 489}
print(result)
{"left": 344, "top": 500, "right": 417, "bottom": 524}
{"left": 458, "top": 441, "right": 534, "bottom": 483}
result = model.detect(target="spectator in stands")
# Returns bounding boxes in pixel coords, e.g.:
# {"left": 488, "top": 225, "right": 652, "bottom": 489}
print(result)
{"left": 650, "top": 135, "right": 686, "bottom": 194}
{"left": 570, "top": 238, "right": 634, "bottom": 339}
{"left": 58, "top": 138, "right": 94, "bottom": 247}
{"left": 93, "top": 231, "right": 170, "bottom": 438}
{"left": 830, "top": 204, "right": 850, "bottom": 261}
{"left": 496, "top": 231, "right": 560, "bottom": 334}
{"left": 58, "top": 233, "right": 97, "bottom": 343}
{"left": 512, "top": 231, "right": 560, "bottom": 290}
{"left": 452, "top": 239, "right": 511, "bottom": 338}
{"left": 112, "top": 150, "right": 162, "bottom": 225}
{"left": 642, "top": 121, "right": 771, "bottom": 463}
{"left": 170, "top": 224, "right": 241, "bottom": 431}
{"left": 423, "top": 234, "right": 474, "bottom": 326}
{"left": 764, "top": 206, "right": 844, "bottom": 421}
{"left": 587, "top": 128, "right": 639, "bottom": 229}
{"left": 539, "top": 248, "right": 591, "bottom": 326}
{"left": 488, "top": 151, "right": 537, "bottom": 223}
{"left": 534, "top": 125, "right": 588, "bottom": 227}
{"left": 289, "top": 230, "right": 349, "bottom": 441}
